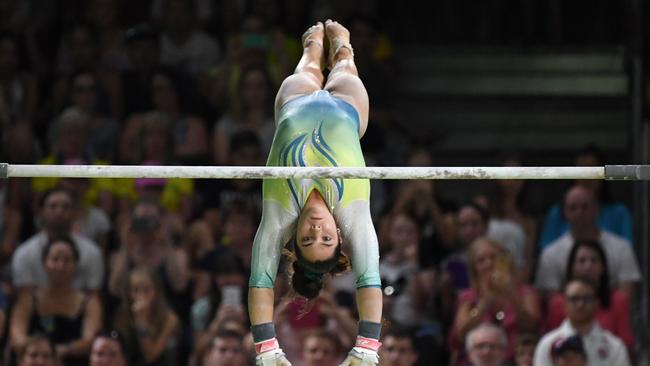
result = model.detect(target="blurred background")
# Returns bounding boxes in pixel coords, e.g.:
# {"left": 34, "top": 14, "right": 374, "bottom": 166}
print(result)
{"left": 0, "top": 0, "right": 649, "bottom": 365}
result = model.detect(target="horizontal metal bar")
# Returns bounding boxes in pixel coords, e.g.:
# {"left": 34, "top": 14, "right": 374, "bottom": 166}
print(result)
{"left": 0, "top": 163, "right": 631, "bottom": 180}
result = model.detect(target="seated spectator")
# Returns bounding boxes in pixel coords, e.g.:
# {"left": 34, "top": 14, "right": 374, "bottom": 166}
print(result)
{"left": 513, "top": 333, "right": 537, "bottom": 366}
{"left": 465, "top": 323, "right": 509, "bottom": 366}
{"left": 544, "top": 240, "right": 633, "bottom": 349}
{"left": 301, "top": 330, "right": 343, "bottom": 366}
{"left": 378, "top": 211, "right": 439, "bottom": 331}
{"left": 535, "top": 185, "right": 640, "bottom": 299}
{"left": 191, "top": 251, "right": 248, "bottom": 355}
{"left": 450, "top": 238, "right": 540, "bottom": 365}
{"left": 549, "top": 334, "right": 587, "bottom": 366}
{"left": 32, "top": 107, "right": 115, "bottom": 213}
{"left": 212, "top": 66, "right": 275, "bottom": 165}
{"left": 275, "top": 288, "right": 357, "bottom": 363}
{"left": 11, "top": 188, "right": 104, "bottom": 292}
{"left": 17, "top": 334, "right": 57, "bottom": 366}
{"left": 539, "top": 146, "right": 633, "bottom": 248}
{"left": 66, "top": 70, "right": 121, "bottom": 162}
{"left": 58, "top": 177, "right": 111, "bottom": 252}
{"left": 116, "top": 110, "right": 195, "bottom": 220}
{"left": 109, "top": 198, "right": 189, "bottom": 305}
{"left": 114, "top": 267, "right": 180, "bottom": 366}
{"left": 199, "top": 329, "right": 247, "bottom": 366}
{"left": 90, "top": 330, "right": 128, "bottom": 366}
{"left": 481, "top": 155, "right": 537, "bottom": 276}
{"left": 0, "top": 31, "right": 39, "bottom": 121}
{"left": 534, "top": 278, "right": 630, "bottom": 366}
{"left": 159, "top": 0, "right": 221, "bottom": 78}
{"left": 10, "top": 236, "right": 103, "bottom": 366}
{"left": 378, "top": 328, "right": 419, "bottom": 366}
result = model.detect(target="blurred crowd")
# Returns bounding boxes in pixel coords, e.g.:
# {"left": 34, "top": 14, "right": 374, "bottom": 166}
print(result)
{"left": 0, "top": 1, "right": 641, "bottom": 366}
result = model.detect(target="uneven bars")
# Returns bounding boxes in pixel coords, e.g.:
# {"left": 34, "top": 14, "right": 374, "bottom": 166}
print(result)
{"left": 1, "top": 163, "right": 649, "bottom": 180}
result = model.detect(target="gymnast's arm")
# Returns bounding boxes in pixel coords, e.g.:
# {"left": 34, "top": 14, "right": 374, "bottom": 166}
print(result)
{"left": 336, "top": 201, "right": 383, "bottom": 321}
{"left": 247, "top": 202, "right": 293, "bottom": 325}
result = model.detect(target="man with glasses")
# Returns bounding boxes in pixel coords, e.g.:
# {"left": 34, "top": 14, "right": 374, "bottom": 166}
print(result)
{"left": 465, "top": 323, "right": 508, "bottom": 366}
{"left": 533, "top": 277, "right": 630, "bottom": 366}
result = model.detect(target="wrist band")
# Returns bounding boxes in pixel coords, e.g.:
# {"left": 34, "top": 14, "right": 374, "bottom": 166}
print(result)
{"left": 355, "top": 335, "right": 382, "bottom": 352}
{"left": 251, "top": 322, "right": 276, "bottom": 343}
{"left": 255, "top": 337, "right": 280, "bottom": 354}
{"left": 358, "top": 320, "right": 382, "bottom": 340}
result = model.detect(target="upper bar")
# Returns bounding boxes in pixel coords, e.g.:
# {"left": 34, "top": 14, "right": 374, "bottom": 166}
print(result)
{"left": 0, "top": 163, "right": 631, "bottom": 180}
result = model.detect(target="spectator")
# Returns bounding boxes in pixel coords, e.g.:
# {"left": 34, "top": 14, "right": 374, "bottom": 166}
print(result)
{"left": 481, "top": 155, "right": 536, "bottom": 280}
{"left": 17, "top": 334, "right": 57, "bottom": 366}
{"left": 538, "top": 146, "right": 633, "bottom": 248}
{"left": 378, "top": 329, "right": 419, "bottom": 366}
{"left": 31, "top": 107, "right": 115, "bottom": 213}
{"left": 122, "top": 24, "right": 162, "bottom": 116}
{"left": 58, "top": 176, "right": 111, "bottom": 252}
{"left": 109, "top": 198, "right": 189, "bottom": 301}
{"left": 191, "top": 251, "right": 248, "bottom": 355}
{"left": 212, "top": 65, "right": 275, "bottom": 165}
{"left": 465, "top": 323, "right": 509, "bottom": 366}
{"left": 535, "top": 185, "right": 640, "bottom": 299}
{"left": 0, "top": 31, "right": 39, "bottom": 121}
{"left": 10, "top": 236, "right": 102, "bottom": 366}
{"left": 67, "top": 71, "right": 120, "bottom": 162}
{"left": 159, "top": 0, "right": 221, "bottom": 77}
{"left": 513, "top": 333, "right": 537, "bottom": 366}
{"left": 199, "top": 329, "right": 247, "bottom": 366}
{"left": 120, "top": 68, "right": 208, "bottom": 166}
{"left": 114, "top": 267, "right": 180, "bottom": 366}
{"left": 11, "top": 187, "right": 104, "bottom": 292}
{"left": 84, "top": 0, "right": 128, "bottom": 71}
{"left": 549, "top": 334, "right": 587, "bottom": 366}
{"left": 117, "top": 110, "right": 195, "bottom": 220}
{"left": 544, "top": 239, "right": 633, "bottom": 349}
{"left": 90, "top": 331, "right": 128, "bottom": 366}
{"left": 449, "top": 238, "right": 540, "bottom": 365}
{"left": 377, "top": 211, "right": 439, "bottom": 332}
{"left": 301, "top": 330, "right": 344, "bottom": 366}
{"left": 533, "top": 278, "right": 630, "bottom": 366}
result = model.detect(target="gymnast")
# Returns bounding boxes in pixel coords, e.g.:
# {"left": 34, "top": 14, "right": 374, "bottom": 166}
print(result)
{"left": 247, "top": 20, "right": 382, "bottom": 366}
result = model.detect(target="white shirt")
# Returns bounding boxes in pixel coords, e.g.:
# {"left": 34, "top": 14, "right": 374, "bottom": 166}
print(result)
{"left": 11, "top": 231, "right": 104, "bottom": 290}
{"left": 535, "top": 230, "right": 640, "bottom": 290}
{"left": 534, "top": 319, "right": 630, "bottom": 366}
{"left": 488, "top": 219, "right": 527, "bottom": 268}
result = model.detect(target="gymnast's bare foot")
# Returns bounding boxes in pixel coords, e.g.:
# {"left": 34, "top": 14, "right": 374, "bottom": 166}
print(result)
{"left": 325, "top": 19, "right": 353, "bottom": 69}
{"left": 300, "top": 21, "right": 325, "bottom": 71}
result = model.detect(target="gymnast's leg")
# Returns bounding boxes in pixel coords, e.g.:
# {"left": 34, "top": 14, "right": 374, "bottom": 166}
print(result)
{"left": 323, "top": 19, "right": 370, "bottom": 137}
{"left": 274, "top": 22, "right": 326, "bottom": 118}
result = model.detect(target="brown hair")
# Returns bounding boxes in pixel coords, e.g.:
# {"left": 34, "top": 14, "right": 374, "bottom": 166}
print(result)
{"left": 284, "top": 239, "right": 351, "bottom": 299}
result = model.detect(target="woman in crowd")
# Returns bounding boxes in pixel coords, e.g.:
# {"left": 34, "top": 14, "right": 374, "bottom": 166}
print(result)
{"left": 10, "top": 236, "right": 102, "bottom": 366}
{"left": 544, "top": 239, "right": 633, "bottom": 349}
{"left": 17, "top": 334, "right": 57, "bottom": 366}
{"left": 114, "top": 267, "right": 180, "bottom": 366}
{"left": 449, "top": 237, "right": 540, "bottom": 366}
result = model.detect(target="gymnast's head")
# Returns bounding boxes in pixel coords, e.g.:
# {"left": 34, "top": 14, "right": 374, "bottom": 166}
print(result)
{"left": 289, "top": 196, "right": 350, "bottom": 299}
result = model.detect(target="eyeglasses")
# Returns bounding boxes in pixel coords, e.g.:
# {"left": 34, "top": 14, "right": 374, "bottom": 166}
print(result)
{"left": 566, "top": 295, "right": 597, "bottom": 304}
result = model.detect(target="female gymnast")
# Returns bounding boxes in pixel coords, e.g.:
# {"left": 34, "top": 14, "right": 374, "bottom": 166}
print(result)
{"left": 247, "top": 20, "right": 382, "bottom": 366}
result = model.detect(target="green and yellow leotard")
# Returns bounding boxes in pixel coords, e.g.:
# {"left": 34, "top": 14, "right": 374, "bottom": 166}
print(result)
{"left": 249, "top": 90, "right": 380, "bottom": 290}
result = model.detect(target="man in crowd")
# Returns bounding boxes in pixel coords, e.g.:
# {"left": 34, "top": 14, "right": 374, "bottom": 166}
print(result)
{"left": 11, "top": 187, "right": 104, "bottom": 292}
{"left": 533, "top": 278, "right": 630, "bottom": 366}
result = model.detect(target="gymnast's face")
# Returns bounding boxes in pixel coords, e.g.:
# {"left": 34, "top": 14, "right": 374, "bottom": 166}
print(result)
{"left": 296, "top": 204, "right": 340, "bottom": 262}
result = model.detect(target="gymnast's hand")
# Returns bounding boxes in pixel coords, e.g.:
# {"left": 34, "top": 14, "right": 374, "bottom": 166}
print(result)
{"left": 254, "top": 338, "right": 292, "bottom": 366}
{"left": 338, "top": 347, "right": 379, "bottom": 366}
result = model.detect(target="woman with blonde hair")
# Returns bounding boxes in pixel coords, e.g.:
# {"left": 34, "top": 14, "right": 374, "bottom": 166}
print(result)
{"left": 449, "top": 237, "right": 540, "bottom": 366}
